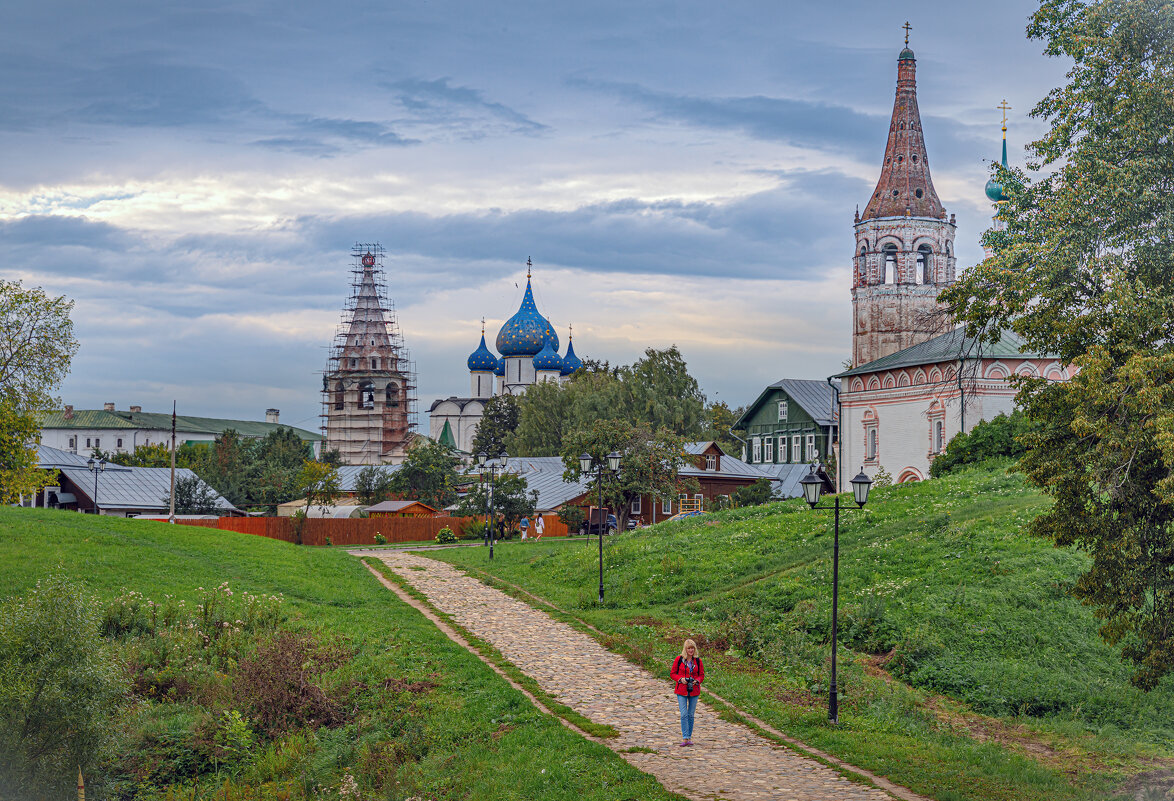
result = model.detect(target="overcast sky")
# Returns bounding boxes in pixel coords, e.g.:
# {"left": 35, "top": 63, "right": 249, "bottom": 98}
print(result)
{"left": 0, "top": 1, "right": 1069, "bottom": 434}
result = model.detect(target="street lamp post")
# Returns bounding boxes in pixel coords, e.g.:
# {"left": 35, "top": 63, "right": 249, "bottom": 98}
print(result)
{"left": 799, "top": 464, "right": 872, "bottom": 725}
{"left": 579, "top": 451, "right": 622, "bottom": 604}
{"left": 86, "top": 457, "right": 107, "bottom": 515}
{"left": 476, "top": 451, "right": 507, "bottom": 560}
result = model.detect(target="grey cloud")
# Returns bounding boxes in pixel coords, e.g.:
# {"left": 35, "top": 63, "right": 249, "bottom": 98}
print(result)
{"left": 388, "top": 77, "right": 548, "bottom": 135}
{"left": 0, "top": 215, "right": 134, "bottom": 251}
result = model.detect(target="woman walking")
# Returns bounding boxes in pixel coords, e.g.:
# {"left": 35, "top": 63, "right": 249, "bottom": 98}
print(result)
{"left": 671, "top": 639, "right": 704, "bottom": 746}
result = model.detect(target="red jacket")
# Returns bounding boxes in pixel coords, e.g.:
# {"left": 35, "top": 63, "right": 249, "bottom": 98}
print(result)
{"left": 670, "top": 655, "right": 704, "bottom": 697}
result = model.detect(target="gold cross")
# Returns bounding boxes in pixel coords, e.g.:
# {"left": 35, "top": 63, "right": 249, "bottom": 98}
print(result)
{"left": 568, "top": 322, "right": 573, "bottom": 340}
{"left": 481, "top": 316, "right": 485, "bottom": 335}
{"left": 526, "top": 256, "right": 532, "bottom": 278}
{"left": 903, "top": 21, "right": 912, "bottom": 45}
{"left": 998, "top": 99, "right": 1012, "bottom": 131}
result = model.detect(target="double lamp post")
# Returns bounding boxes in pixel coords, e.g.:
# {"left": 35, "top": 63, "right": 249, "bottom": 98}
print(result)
{"left": 798, "top": 464, "right": 872, "bottom": 726}
{"left": 579, "top": 451, "right": 622, "bottom": 605}
{"left": 475, "top": 451, "right": 507, "bottom": 560}
{"left": 86, "top": 457, "right": 107, "bottom": 515}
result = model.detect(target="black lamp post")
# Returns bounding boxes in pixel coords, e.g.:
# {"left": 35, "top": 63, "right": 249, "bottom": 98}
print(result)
{"left": 476, "top": 451, "right": 506, "bottom": 560}
{"left": 86, "top": 457, "right": 107, "bottom": 515}
{"left": 579, "top": 451, "right": 622, "bottom": 604}
{"left": 799, "top": 464, "right": 872, "bottom": 725}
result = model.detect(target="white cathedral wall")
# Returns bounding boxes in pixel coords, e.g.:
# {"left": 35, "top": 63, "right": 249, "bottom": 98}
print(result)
{"left": 470, "top": 371, "right": 493, "bottom": 399}
{"left": 503, "top": 357, "right": 536, "bottom": 394}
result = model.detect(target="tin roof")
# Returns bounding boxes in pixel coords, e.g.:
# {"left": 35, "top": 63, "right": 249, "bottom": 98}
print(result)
{"left": 834, "top": 328, "right": 1048, "bottom": 379}
{"left": 59, "top": 466, "right": 236, "bottom": 512}
{"left": 366, "top": 499, "right": 438, "bottom": 514}
{"left": 335, "top": 464, "right": 401, "bottom": 493}
{"left": 735, "top": 379, "right": 840, "bottom": 430}
{"left": 40, "top": 408, "right": 322, "bottom": 441}
{"left": 36, "top": 444, "right": 118, "bottom": 470}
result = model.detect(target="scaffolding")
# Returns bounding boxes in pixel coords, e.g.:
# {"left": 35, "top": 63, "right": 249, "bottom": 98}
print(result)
{"left": 320, "top": 243, "right": 418, "bottom": 464}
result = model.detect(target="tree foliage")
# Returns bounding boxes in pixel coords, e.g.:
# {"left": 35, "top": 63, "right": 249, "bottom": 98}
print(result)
{"left": 0, "top": 280, "right": 79, "bottom": 412}
{"left": 560, "top": 419, "right": 694, "bottom": 525}
{"left": 509, "top": 347, "right": 707, "bottom": 457}
{"left": 456, "top": 471, "right": 538, "bottom": 535}
{"left": 160, "top": 474, "right": 224, "bottom": 515}
{"left": 0, "top": 401, "right": 53, "bottom": 504}
{"left": 928, "top": 411, "right": 1033, "bottom": 478}
{"left": 354, "top": 465, "right": 396, "bottom": 506}
{"left": 731, "top": 479, "right": 775, "bottom": 508}
{"left": 471, "top": 393, "right": 519, "bottom": 457}
{"left": 295, "top": 460, "right": 342, "bottom": 517}
{"left": 939, "top": 0, "right": 1174, "bottom": 687}
{"left": 389, "top": 438, "right": 461, "bottom": 511}
{"left": 0, "top": 576, "right": 125, "bottom": 800}
{"left": 185, "top": 428, "right": 313, "bottom": 513}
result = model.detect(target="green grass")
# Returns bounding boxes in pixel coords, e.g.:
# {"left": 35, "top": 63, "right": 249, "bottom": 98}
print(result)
{"left": 0, "top": 508, "right": 685, "bottom": 801}
{"left": 427, "top": 463, "right": 1174, "bottom": 801}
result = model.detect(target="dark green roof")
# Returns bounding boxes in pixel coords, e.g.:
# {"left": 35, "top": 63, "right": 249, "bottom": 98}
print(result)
{"left": 40, "top": 408, "right": 322, "bottom": 441}
{"left": 834, "top": 328, "right": 1050, "bottom": 379}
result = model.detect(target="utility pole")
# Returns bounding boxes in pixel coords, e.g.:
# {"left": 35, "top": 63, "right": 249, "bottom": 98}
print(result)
{"left": 168, "top": 400, "right": 177, "bottom": 524}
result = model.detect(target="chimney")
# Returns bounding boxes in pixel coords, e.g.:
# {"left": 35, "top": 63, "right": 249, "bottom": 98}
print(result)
{"left": 266, "top": 408, "right": 280, "bottom": 424}
{"left": 129, "top": 405, "right": 141, "bottom": 413}
{"left": 64, "top": 404, "right": 73, "bottom": 420}
{"left": 103, "top": 402, "right": 115, "bottom": 412}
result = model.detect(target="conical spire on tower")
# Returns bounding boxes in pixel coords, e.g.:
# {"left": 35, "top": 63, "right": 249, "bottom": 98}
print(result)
{"left": 862, "top": 26, "right": 946, "bottom": 221}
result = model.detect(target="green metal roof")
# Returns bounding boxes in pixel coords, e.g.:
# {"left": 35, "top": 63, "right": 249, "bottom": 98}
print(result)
{"left": 834, "top": 328, "right": 1050, "bottom": 379}
{"left": 40, "top": 408, "right": 322, "bottom": 441}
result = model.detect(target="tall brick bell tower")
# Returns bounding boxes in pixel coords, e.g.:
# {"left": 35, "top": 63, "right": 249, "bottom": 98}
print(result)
{"left": 851, "top": 32, "right": 956, "bottom": 368}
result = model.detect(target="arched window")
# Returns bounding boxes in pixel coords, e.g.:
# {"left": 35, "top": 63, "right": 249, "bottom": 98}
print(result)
{"left": 358, "top": 381, "right": 375, "bottom": 409}
{"left": 916, "top": 245, "right": 933, "bottom": 284}
{"left": 934, "top": 421, "right": 944, "bottom": 453}
{"left": 386, "top": 382, "right": 399, "bottom": 406}
{"left": 334, "top": 381, "right": 345, "bottom": 410}
{"left": 883, "top": 245, "right": 898, "bottom": 284}
{"left": 868, "top": 429, "right": 877, "bottom": 459}
{"left": 371, "top": 357, "right": 379, "bottom": 370}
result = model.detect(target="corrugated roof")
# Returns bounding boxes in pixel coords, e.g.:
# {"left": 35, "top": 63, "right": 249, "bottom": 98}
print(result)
{"left": 59, "top": 466, "right": 236, "bottom": 512}
{"left": 336, "top": 464, "right": 401, "bottom": 493}
{"left": 752, "top": 463, "right": 818, "bottom": 499}
{"left": 835, "top": 329, "right": 1049, "bottom": 378}
{"left": 36, "top": 444, "right": 122, "bottom": 470}
{"left": 366, "top": 499, "right": 438, "bottom": 513}
{"left": 40, "top": 409, "right": 322, "bottom": 441}
{"left": 734, "top": 379, "right": 840, "bottom": 430}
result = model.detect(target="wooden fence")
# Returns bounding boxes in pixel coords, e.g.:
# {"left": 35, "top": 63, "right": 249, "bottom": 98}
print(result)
{"left": 174, "top": 513, "right": 570, "bottom": 546}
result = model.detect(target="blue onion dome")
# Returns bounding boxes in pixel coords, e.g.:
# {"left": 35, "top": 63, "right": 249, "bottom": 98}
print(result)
{"left": 496, "top": 277, "right": 553, "bottom": 357}
{"left": 532, "top": 335, "right": 565, "bottom": 372}
{"left": 467, "top": 333, "right": 498, "bottom": 372}
{"left": 560, "top": 338, "right": 583, "bottom": 376}
{"left": 494, "top": 357, "right": 505, "bottom": 377}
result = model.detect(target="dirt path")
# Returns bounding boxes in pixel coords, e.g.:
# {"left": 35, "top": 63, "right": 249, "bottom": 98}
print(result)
{"left": 372, "top": 551, "right": 922, "bottom": 801}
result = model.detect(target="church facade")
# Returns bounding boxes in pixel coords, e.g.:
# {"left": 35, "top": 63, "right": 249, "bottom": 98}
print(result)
{"left": 832, "top": 42, "right": 1067, "bottom": 487}
{"left": 429, "top": 265, "right": 582, "bottom": 453}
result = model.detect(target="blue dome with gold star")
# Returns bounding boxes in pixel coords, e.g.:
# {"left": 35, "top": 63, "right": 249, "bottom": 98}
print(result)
{"left": 560, "top": 338, "right": 582, "bottom": 376}
{"left": 494, "top": 357, "right": 505, "bottom": 377}
{"left": 496, "top": 277, "right": 557, "bottom": 357}
{"left": 532, "top": 336, "right": 564, "bottom": 372}
{"left": 467, "top": 333, "right": 498, "bottom": 372}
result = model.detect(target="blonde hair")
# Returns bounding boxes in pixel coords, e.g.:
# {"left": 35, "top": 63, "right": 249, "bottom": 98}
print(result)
{"left": 680, "top": 639, "right": 700, "bottom": 659}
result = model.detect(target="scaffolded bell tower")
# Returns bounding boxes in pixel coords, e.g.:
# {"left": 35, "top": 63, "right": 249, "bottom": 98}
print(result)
{"left": 850, "top": 28, "right": 957, "bottom": 368}
{"left": 321, "top": 244, "right": 416, "bottom": 464}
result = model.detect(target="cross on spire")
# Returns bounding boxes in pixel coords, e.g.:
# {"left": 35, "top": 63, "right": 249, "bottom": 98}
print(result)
{"left": 903, "top": 21, "right": 912, "bottom": 45}
{"left": 998, "top": 99, "right": 1012, "bottom": 133}
{"left": 526, "top": 256, "right": 532, "bottom": 278}
{"left": 568, "top": 322, "right": 573, "bottom": 340}
{"left": 481, "top": 316, "right": 485, "bottom": 335}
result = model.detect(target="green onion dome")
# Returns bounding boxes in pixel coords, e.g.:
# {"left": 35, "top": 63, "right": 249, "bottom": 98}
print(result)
{"left": 985, "top": 177, "right": 1007, "bottom": 203}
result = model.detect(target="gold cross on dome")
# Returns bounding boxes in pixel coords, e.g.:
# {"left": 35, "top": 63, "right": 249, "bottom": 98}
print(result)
{"left": 903, "top": 21, "right": 912, "bottom": 45}
{"left": 998, "top": 99, "right": 1012, "bottom": 130}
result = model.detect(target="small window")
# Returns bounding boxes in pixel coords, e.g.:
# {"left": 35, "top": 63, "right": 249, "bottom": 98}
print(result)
{"left": 934, "top": 421, "right": 944, "bottom": 453}
{"left": 86, "top": 438, "right": 92, "bottom": 448}
{"left": 883, "top": 245, "right": 898, "bottom": 283}
{"left": 917, "top": 245, "right": 933, "bottom": 285}
{"left": 792, "top": 435, "right": 802, "bottom": 462}
{"left": 662, "top": 498, "right": 672, "bottom": 515}
{"left": 632, "top": 495, "right": 642, "bottom": 514}
{"left": 777, "top": 400, "right": 788, "bottom": 422}
{"left": 912, "top": 155, "right": 918, "bottom": 163}
{"left": 752, "top": 437, "right": 761, "bottom": 463}
{"left": 778, "top": 436, "right": 788, "bottom": 462}
{"left": 694, "top": 493, "right": 703, "bottom": 501}
{"left": 705, "top": 454, "right": 716, "bottom": 470}
{"left": 915, "top": 188, "right": 924, "bottom": 198}
{"left": 868, "top": 429, "right": 878, "bottom": 460}
{"left": 764, "top": 439, "right": 774, "bottom": 463}
{"left": 371, "top": 357, "right": 378, "bottom": 369}
{"left": 69, "top": 437, "right": 76, "bottom": 450}
{"left": 94, "top": 438, "right": 100, "bottom": 449}
{"left": 891, "top": 189, "right": 899, "bottom": 197}
{"left": 806, "top": 434, "right": 816, "bottom": 461}
{"left": 350, "top": 358, "right": 357, "bottom": 369}
{"left": 117, "top": 438, "right": 123, "bottom": 449}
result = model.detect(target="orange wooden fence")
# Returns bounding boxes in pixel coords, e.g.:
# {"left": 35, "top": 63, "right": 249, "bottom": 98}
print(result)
{"left": 174, "top": 513, "right": 570, "bottom": 546}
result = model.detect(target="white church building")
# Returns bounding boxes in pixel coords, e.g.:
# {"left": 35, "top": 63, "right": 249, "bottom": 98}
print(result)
{"left": 831, "top": 41, "right": 1068, "bottom": 487}
{"left": 429, "top": 263, "right": 582, "bottom": 453}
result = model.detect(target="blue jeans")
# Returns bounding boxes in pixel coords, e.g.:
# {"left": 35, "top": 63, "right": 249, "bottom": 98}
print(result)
{"left": 677, "top": 693, "right": 697, "bottom": 739}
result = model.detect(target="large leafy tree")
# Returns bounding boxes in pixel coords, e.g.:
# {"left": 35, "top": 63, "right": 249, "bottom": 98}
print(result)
{"left": 160, "top": 474, "right": 223, "bottom": 515}
{"left": 620, "top": 347, "right": 705, "bottom": 436}
{"left": 389, "top": 438, "right": 461, "bottom": 511}
{"left": 560, "top": 419, "right": 694, "bottom": 526}
{"left": 471, "top": 393, "right": 519, "bottom": 457}
{"left": 354, "top": 465, "right": 396, "bottom": 505}
{"left": 0, "top": 401, "right": 52, "bottom": 504}
{"left": 456, "top": 472, "right": 538, "bottom": 535}
{"left": 940, "top": 0, "right": 1174, "bottom": 688}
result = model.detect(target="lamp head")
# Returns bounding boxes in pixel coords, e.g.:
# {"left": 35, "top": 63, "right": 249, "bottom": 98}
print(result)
{"left": 579, "top": 453, "right": 593, "bottom": 473}
{"left": 850, "top": 468, "right": 872, "bottom": 507}
{"left": 99, "top": 458, "right": 107, "bottom": 471}
{"left": 476, "top": 451, "right": 487, "bottom": 466}
{"left": 799, "top": 465, "right": 823, "bottom": 508}
{"left": 607, "top": 451, "right": 621, "bottom": 472}
{"left": 86, "top": 457, "right": 95, "bottom": 471}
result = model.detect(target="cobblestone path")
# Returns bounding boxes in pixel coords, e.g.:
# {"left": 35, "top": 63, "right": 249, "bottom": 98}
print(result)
{"left": 374, "top": 551, "right": 901, "bottom": 801}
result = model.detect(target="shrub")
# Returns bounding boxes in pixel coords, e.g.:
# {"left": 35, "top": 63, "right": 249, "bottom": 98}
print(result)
{"left": 732, "top": 479, "right": 774, "bottom": 508}
{"left": 929, "top": 410, "right": 1032, "bottom": 477}
{"left": 435, "top": 527, "right": 458, "bottom": 544}
{"left": 232, "top": 631, "right": 348, "bottom": 737}
{"left": 462, "top": 519, "right": 488, "bottom": 542}
{"left": 0, "top": 575, "right": 126, "bottom": 800}
{"left": 556, "top": 504, "right": 586, "bottom": 534}
{"left": 374, "top": 532, "right": 388, "bottom": 545}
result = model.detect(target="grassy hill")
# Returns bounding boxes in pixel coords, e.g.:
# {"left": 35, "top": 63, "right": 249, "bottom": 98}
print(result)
{"left": 0, "top": 509, "right": 683, "bottom": 801}
{"left": 431, "top": 463, "right": 1174, "bottom": 801}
